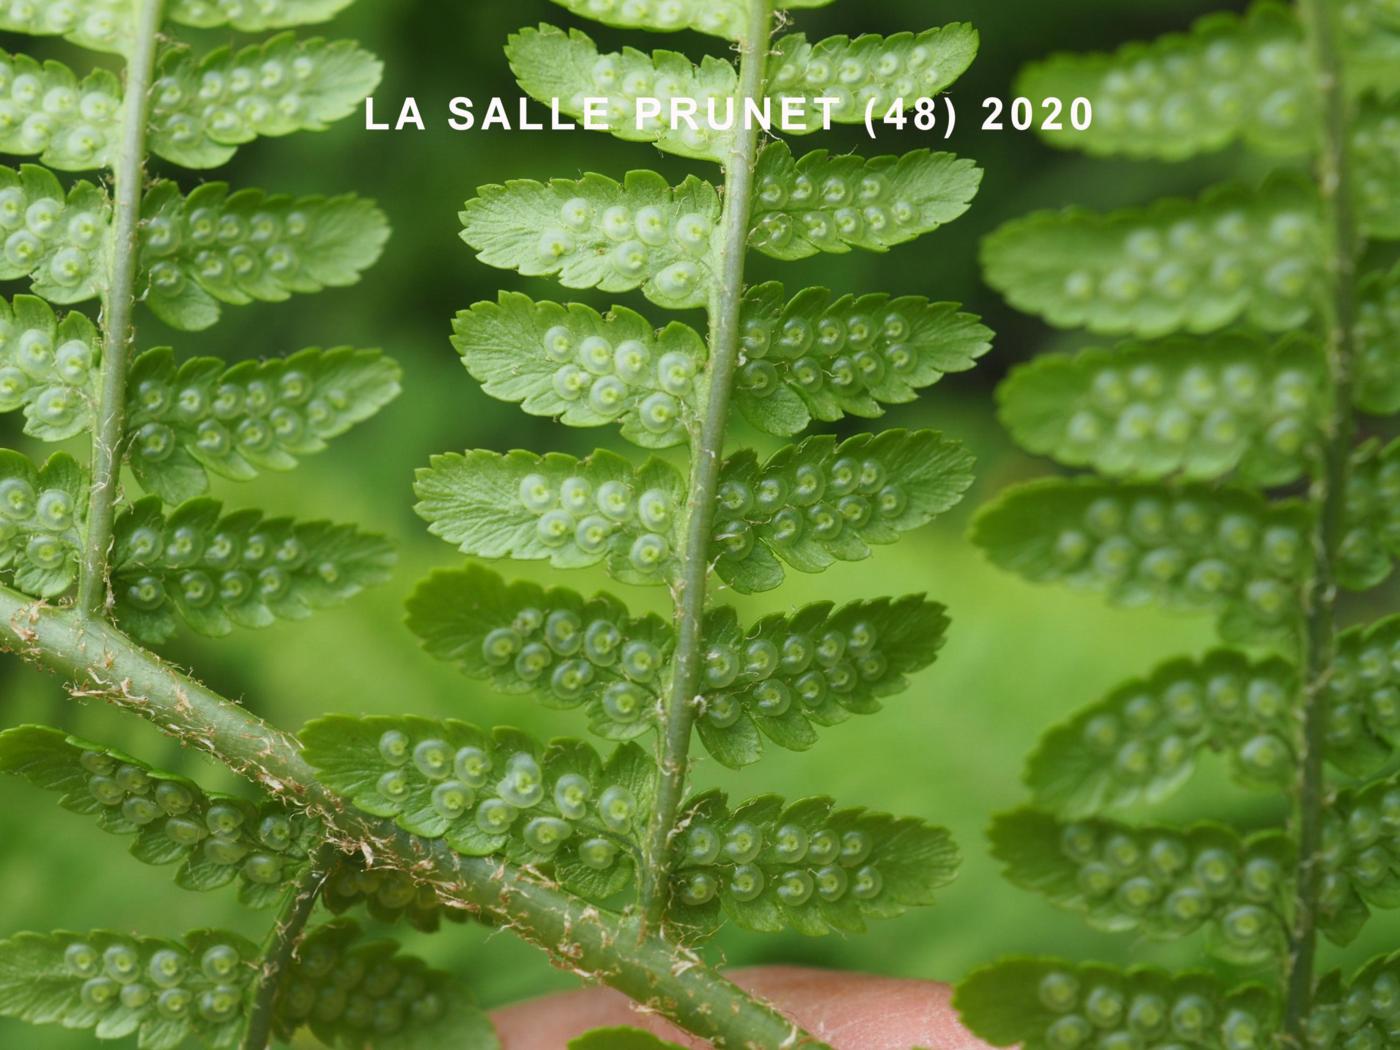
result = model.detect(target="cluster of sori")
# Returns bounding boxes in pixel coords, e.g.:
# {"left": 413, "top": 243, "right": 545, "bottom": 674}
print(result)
{"left": 302, "top": 715, "right": 651, "bottom": 903}
{"left": 0, "top": 2, "right": 503, "bottom": 1047}
{"left": 956, "top": 2, "right": 1400, "bottom": 1049}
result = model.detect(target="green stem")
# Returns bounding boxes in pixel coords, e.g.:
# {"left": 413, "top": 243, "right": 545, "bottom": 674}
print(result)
{"left": 1286, "top": 0, "right": 1361, "bottom": 1041}
{"left": 240, "top": 843, "right": 337, "bottom": 1050}
{"left": 0, "top": 585, "right": 827, "bottom": 1049}
{"left": 78, "top": 0, "right": 164, "bottom": 618}
{"left": 639, "top": 0, "right": 775, "bottom": 931}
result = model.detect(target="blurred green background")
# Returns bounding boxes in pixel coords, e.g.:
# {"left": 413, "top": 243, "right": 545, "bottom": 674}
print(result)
{"left": 3, "top": 0, "right": 1399, "bottom": 1045}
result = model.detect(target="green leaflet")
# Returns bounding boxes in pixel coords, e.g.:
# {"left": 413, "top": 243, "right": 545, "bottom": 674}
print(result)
{"left": 767, "top": 25, "right": 978, "bottom": 133}
{"left": 0, "top": 449, "right": 85, "bottom": 599}
{"left": 971, "top": 478, "right": 1313, "bottom": 644}
{"left": 667, "top": 790, "right": 957, "bottom": 938}
{"left": 1019, "top": 1, "right": 1313, "bottom": 161}
{"left": 1317, "top": 771, "right": 1400, "bottom": 946}
{"left": 300, "top": 715, "right": 656, "bottom": 905}
{"left": 452, "top": 293, "right": 706, "bottom": 450}
{"left": 1357, "top": 263, "right": 1400, "bottom": 416}
{"left": 0, "top": 51, "right": 120, "bottom": 170}
{"left": 126, "top": 346, "right": 402, "bottom": 504}
{"left": 1347, "top": 0, "right": 1400, "bottom": 98}
{"left": 0, "top": 725, "right": 318, "bottom": 909}
{"left": 0, "top": 163, "right": 108, "bottom": 303}
{"left": 990, "top": 809, "right": 1290, "bottom": 964}
{"left": 0, "top": 294, "right": 99, "bottom": 441}
{"left": 1328, "top": 615, "right": 1400, "bottom": 777}
{"left": 0, "top": 928, "right": 260, "bottom": 1049}
{"left": 167, "top": 0, "right": 356, "bottom": 33}
{"left": 694, "top": 597, "right": 950, "bottom": 769}
{"left": 1025, "top": 650, "right": 1298, "bottom": 818}
{"left": 997, "top": 333, "right": 1328, "bottom": 485}
{"left": 460, "top": 170, "right": 719, "bottom": 311}
{"left": 149, "top": 35, "right": 383, "bottom": 170}
{"left": 1309, "top": 950, "right": 1400, "bottom": 1047}
{"left": 954, "top": 958, "right": 1279, "bottom": 1050}
{"left": 750, "top": 142, "right": 982, "bottom": 260}
{"left": 711, "top": 429, "right": 975, "bottom": 594}
{"left": 507, "top": 25, "right": 738, "bottom": 164}
{"left": 272, "top": 919, "right": 497, "bottom": 1050}
{"left": 0, "top": 0, "right": 356, "bottom": 54}
{"left": 1354, "top": 100, "right": 1400, "bottom": 239}
{"left": 414, "top": 448, "right": 685, "bottom": 586}
{"left": 570, "top": 1029, "right": 684, "bottom": 1050}
{"left": 981, "top": 175, "right": 1324, "bottom": 338}
{"left": 405, "top": 564, "right": 674, "bottom": 741}
{"left": 322, "top": 860, "right": 471, "bottom": 933}
{"left": 139, "top": 180, "right": 389, "bottom": 332}
{"left": 110, "top": 497, "right": 395, "bottom": 645}
{"left": 547, "top": 0, "right": 746, "bottom": 41}
{"left": 735, "top": 282, "right": 991, "bottom": 436}
{"left": 1340, "top": 438, "right": 1400, "bottom": 590}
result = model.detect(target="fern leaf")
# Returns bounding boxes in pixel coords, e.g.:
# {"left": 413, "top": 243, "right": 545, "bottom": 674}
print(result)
{"left": 110, "top": 498, "right": 395, "bottom": 645}
{"left": 570, "top": 1030, "right": 684, "bottom": 1050}
{"left": 460, "top": 170, "right": 718, "bottom": 310}
{"left": 0, "top": 51, "right": 120, "bottom": 171}
{"left": 1355, "top": 100, "right": 1400, "bottom": 239}
{"left": 126, "top": 346, "right": 401, "bottom": 504}
{"left": 955, "top": 958, "right": 1278, "bottom": 1050}
{"left": 1358, "top": 263, "right": 1400, "bottom": 415}
{"left": 981, "top": 175, "right": 1323, "bottom": 337}
{"left": 1316, "top": 769, "right": 1400, "bottom": 945}
{"left": 997, "top": 333, "right": 1327, "bottom": 485}
{"left": 0, "top": 928, "right": 260, "bottom": 1048}
{"left": 546, "top": 0, "right": 746, "bottom": 40}
{"left": 271, "top": 919, "right": 497, "bottom": 1049}
{"left": 666, "top": 790, "right": 957, "bottom": 937}
{"left": 1308, "top": 950, "right": 1400, "bottom": 1048}
{"left": 1328, "top": 615, "right": 1400, "bottom": 776}
{"left": 0, "top": 726, "right": 318, "bottom": 909}
{"left": 149, "top": 35, "right": 382, "bottom": 170}
{"left": 971, "top": 478, "right": 1312, "bottom": 643}
{"left": 321, "top": 859, "right": 471, "bottom": 933}
{"left": 0, "top": 294, "right": 99, "bottom": 441}
{"left": 1019, "top": 3, "right": 1315, "bottom": 161}
{"left": 0, "top": 164, "right": 108, "bottom": 303}
{"left": 712, "top": 430, "right": 975, "bottom": 595}
{"left": 0, "top": 449, "right": 85, "bottom": 598}
{"left": 139, "top": 181, "right": 389, "bottom": 332}
{"left": 167, "top": 0, "right": 356, "bottom": 32}
{"left": 0, "top": 0, "right": 355, "bottom": 55}
{"left": 405, "top": 564, "right": 674, "bottom": 741}
{"left": 694, "top": 597, "right": 950, "bottom": 769}
{"left": 1026, "top": 650, "right": 1298, "bottom": 817}
{"left": 1346, "top": 0, "right": 1400, "bottom": 98}
{"left": 750, "top": 142, "right": 982, "bottom": 260}
{"left": 990, "top": 809, "right": 1290, "bottom": 963}
{"left": 767, "top": 25, "right": 979, "bottom": 133}
{"left": 735, "top": 282, "right": 991, "bottom": 436}
{"left": 1339, "top": 438, "right": 1400, "bottom": 590}
{"left": 300, "top": 715, "right": 655, "bottom": 905}
{"left": 452, "top": 293, "right": 705, "bottom": 450}
{"left": 414, "top": 449, "right": 685, "bottom": 586}
{"left": 507, "top": 25, "right": 738, "bottom": 163}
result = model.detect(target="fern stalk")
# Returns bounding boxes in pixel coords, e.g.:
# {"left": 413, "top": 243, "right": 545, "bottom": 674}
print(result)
{"left": 79, "top": 0, "right": 164, "bottom": 617}
{"left": 240, "top": 843, "right": 336, "bottom": 1050}
{"left": 0, "top": 580, "right": 825, "bottom": 1047}
{"left": 640, "top": 0, "right": 776, "bottom": 929}
{"left": 1286, "top": 0, "right": 1362, "bottom": 1037}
